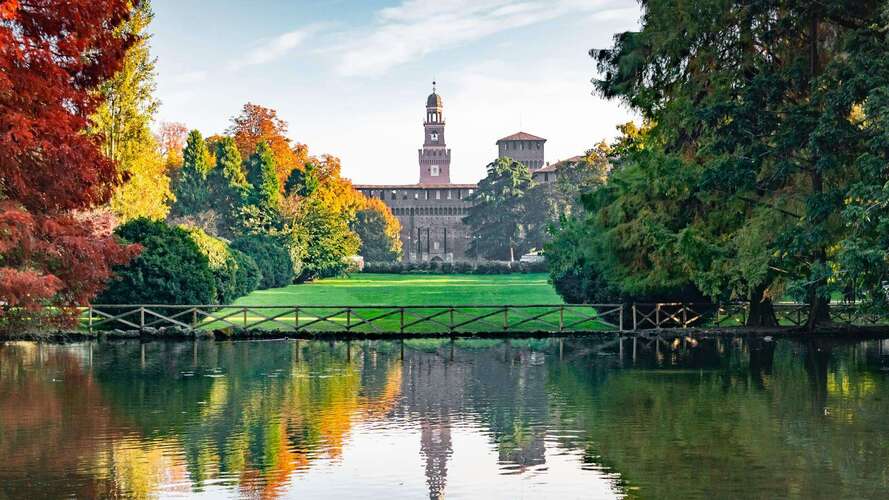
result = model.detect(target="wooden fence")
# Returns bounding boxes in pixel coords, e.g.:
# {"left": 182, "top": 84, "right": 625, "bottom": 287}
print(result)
{"left": 81, "top": 304, "right": 624, "bottom": 334}
{"left": 77, "top": 301, "right": 885, "bottom": 334}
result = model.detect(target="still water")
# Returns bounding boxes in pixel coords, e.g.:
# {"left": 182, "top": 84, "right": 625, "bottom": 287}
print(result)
{"left": 1, "top": 336, "right": 888, "bottom": 499}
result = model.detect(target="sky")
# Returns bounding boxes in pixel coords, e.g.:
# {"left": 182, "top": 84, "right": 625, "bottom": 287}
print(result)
{"left": 151, "top": 0, "right": 641, "bottom": 184}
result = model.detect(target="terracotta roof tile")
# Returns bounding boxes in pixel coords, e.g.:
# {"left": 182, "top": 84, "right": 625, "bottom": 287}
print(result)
{"left": 496, "top": 131, "right": 547, "bottom": 143}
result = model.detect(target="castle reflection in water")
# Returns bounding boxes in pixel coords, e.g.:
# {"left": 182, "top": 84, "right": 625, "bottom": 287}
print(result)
{"left": 2, "top": 336, "right": 889, "bottom": 499}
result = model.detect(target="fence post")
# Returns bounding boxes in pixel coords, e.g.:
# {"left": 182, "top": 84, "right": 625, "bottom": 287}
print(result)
{"left": 449, "top": 307, "right": 454, "bottom": 333}
{"left": 346, "top": 308, "right": 352, "bottom": 331}
{"left": 559, "top": 305, "right": 564, "bottom": 332}
{"left": 682, "top": 306, "right": 687, "bottom": 328}
{"left": 619, "top": 304, "right": 624, "bottom": 332}
{"left": 243, "top": 308, "right": 248, "bottom": 329}
{"left": 632, "top": 304, "right": 637, "bottom": 331}
{"left": 400, "top": 307, "right": 405, "bottom": 334}
{"left": 88, "top": 306, "right": 94, "bottom": 334}
{"left": 192, "top": 309, "right": 197, "bottom": 329}
{"left": 503, "top": 306, "right": 509, "bottom": 331}
{"left": 139, "top": 306, "right": 145, "bottom": 331}
{"left": 656, "top": 304, "right": 661, "bottom": 329}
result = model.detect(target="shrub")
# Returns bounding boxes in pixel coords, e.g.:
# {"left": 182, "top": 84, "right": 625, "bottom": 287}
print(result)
{"left": 184, "top": 226, "right": 239, "bottom": 303}
{"left": 231, "top": 249, "right": 261, "bottom": 298}
{"left": 96, "top": 218, "right": 215, "bottom": 306}
{"left": 231, "top": 234, "right": 294, "bottom": 289}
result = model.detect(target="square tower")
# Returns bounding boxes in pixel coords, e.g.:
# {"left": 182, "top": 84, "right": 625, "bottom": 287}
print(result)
{"left": 419, "top": 83, "right": 451, "bottom": 184}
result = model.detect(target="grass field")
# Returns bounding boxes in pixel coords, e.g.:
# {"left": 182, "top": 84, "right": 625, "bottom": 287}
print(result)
{"left": 233, "top": 273, "right": 564, "bottom": 307}
{"left": 202, "top": 273, "right": 610, "bottom": 333}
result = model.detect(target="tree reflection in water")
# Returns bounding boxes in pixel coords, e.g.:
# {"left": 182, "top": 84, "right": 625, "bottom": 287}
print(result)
{"left": 1, "top": 334, "right": 888, "bottom": 499}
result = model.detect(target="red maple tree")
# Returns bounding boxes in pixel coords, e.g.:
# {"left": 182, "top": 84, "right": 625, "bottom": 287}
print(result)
{"left": 0, "top": 0, "right": 141, "bottom": 330}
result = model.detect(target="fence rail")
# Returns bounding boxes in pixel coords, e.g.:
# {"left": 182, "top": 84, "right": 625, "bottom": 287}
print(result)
{"left": 80, "top": 304, "right": 622, "bottom": 334}
{"left": 75, "top": 301, "right": 886, "bottom": 334}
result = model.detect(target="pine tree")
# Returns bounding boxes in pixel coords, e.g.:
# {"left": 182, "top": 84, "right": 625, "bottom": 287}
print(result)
{"left": 207, "top": 137, "right": 247, "bottom": 237}
{"left": 170, "top": 129, "right": 212, "bottom": 217}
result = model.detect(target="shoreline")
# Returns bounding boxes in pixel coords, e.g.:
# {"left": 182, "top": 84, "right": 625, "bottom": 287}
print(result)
{"left": 4, "top": 324, "right": 889, "bottom": 343}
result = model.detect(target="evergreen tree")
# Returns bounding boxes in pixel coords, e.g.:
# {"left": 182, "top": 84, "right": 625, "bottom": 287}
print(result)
{"left": 207, "top": 137, "right": 247, "bottom": 237}
{"left": 588, "top": 0, "right": 889, "bottom": 327}
{"left": 171, "top": 129, "right": 212, "bottom": 217}
{"left": 246, "top": 141, "right": 282, "bottom": 211}
{"left": 464, "top": 158, "right": 533, "bottom": 261}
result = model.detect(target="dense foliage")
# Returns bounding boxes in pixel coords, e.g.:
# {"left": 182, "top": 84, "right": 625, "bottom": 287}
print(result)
{"left": 0, "top": 0, "right": 140, "bottom": 330}
{"left": 464, "top": 158, "right": 533, "bottom": 261}
{"left": 353, "top": 198, "right": 403, "bottom": 262}
{"left": 184, "top": 227, "right": 260, "bottom": 303}
{"left": 91, "top": 0, "right": 172, "bottom": 222}
{"left": 545, "top": 0, "right": 889, "bottom": 328}
{"left": 96, "top": 219, "right": 215, "bottom": 306}
{"left": 231, "top": 234, "right": 294, "bottom": 289}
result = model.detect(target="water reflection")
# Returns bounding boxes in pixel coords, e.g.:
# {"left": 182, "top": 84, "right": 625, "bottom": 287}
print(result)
{"left": 1, "top": 335, "right": 888, "bottom": 499}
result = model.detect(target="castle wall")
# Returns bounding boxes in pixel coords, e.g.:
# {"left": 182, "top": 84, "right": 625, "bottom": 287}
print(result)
{"left": 356, "top": 185, "right": 477, "bottom": 262}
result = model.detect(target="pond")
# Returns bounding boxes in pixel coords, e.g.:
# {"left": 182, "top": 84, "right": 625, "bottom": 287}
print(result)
{"left": 1, "top": 335, "right": 888, "bottom": 499}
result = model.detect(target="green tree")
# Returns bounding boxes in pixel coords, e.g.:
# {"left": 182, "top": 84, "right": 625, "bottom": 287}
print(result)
{"left": 208, "top": 137, "right": 247, "bottom": 237}
{"left": 352, "top": 198, "right": 403, "bottom": 262}
{"left": 291, "top": 198, "right": 360, "bottom": 282}
{"left": 240, "top": 141, "right": 283, "bottom": 234}
{"left": 464, "top": 158, "right": 533, "bottom": 261}
{"left": 231, "top": 234, "right": 294, "bottom": 289}
{"left": 170, "top": 129, "right": 212, "bottom": 217}
{"left": 590, "top": 0, "right": 889, "bottom": 327}
{"left": 96, "top": 218, "right": 215, "bottom": 306}
{"left": 90, "top": 0, "right": 172, "bottom": 221}
{"left": 284, "top": 162, "right": 319, "bottom": 197}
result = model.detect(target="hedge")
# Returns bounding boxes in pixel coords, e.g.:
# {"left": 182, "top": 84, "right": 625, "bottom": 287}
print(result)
{"left": 362, "top": 260, "right": 548, "bottom": 275}
{"left": 231, "top": 234, "right": 294, "bottom": 289}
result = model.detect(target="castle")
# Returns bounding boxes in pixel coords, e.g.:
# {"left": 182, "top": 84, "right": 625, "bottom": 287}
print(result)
{"left": 355, "top": 84, "right": 549, "bottom": 262}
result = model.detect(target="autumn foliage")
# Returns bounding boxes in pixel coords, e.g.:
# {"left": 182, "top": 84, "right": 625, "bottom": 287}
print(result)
{"left": 0, "top": 0, "right": 141, "bottom": 330}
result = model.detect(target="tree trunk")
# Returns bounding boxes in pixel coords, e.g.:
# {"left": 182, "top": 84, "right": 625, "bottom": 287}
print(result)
{"left": 746, "top": 285, "right": 778, "bottom": 327}
{"left": 805, "top": 291, "right": 831, "bottom": 332}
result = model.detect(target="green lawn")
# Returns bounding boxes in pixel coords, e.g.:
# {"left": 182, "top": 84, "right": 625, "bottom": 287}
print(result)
{"left": 202, "top": 273, "right": 610, "bottom": 333}
{"left": 233, "top": 273, "right": 564, "bottom": 307}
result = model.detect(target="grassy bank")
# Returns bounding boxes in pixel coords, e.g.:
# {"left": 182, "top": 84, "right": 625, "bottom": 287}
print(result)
{"left": 232, "top": 273, "right": 564, "bottom": 307}
{"left": 201, "top": 273, "right": 612, "bottom": 333}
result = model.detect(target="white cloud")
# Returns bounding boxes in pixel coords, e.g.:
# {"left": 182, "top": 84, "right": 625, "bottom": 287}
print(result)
{"left": 229, "top": 24, "right": 325, "bottom": 70}
{"left": 334, "top": 0, "right": 624, "bottom": 76}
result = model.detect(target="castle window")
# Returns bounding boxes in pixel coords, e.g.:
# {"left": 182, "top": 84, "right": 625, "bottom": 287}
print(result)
{"left": 391, "top": 190, "right": 397, "bottom": 199}
{"left": 402, "top": 191, "right": 408, "bottom": 200}
{"left": 433, "top": 241, "right": 440, "bottom": 250}
{"left": 430, "top": 132, "right": 438, "bottom": 142}
{"left": 414, "top": 191, "right": 419, "bottom": 200}
{"left": 425, "top": 190, "right": 429, "bottom": 200}
{"left": 436, "top": 190, "right": 441, "bottom": 200}
{"left": 447, "top": 190, "right": 452, "bottom": 200}
{"left": 430, "top": 165, "right": 440, "bottom": 176}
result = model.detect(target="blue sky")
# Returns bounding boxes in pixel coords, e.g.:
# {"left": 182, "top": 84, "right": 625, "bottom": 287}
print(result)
{"left": 151, "top": 0, "right": 640, "bottom": 184}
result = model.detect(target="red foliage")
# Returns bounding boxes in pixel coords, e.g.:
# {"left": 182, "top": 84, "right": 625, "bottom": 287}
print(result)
{"left": 0, "top": 0, "right": 141, "bottom": 330}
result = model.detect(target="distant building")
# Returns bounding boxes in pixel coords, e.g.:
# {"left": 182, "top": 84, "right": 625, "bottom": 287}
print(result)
{"left": 356, "top": 84, "right": 475, "bottom": 262}
{"left": 496, "top": 131, "right": 547, "bottom": 171}
{"left": 356, "top": 86, "right": 554, "bottom": 263}
{"left": 531, "top": 155, "right": 583, "bottom": 185}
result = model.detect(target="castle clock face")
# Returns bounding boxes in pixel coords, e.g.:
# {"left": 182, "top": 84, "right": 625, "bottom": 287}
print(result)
{"left": 430, "top": 132, "right": 439, "bottom": 141}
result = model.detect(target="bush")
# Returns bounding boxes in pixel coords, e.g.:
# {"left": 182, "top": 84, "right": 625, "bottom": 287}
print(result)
{"left": 231, "top": 234, "right": 294, "bottom": 289}
{"left": 96, "top": 218, "right": 215, "bottom": 305}
{"left": 231, "top": 249, "right": 261, "bottom": 298}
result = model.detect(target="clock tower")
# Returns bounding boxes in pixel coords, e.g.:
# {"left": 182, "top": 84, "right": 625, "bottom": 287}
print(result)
{"left": 418, "top": 82, "right": 451, "bottom": 184}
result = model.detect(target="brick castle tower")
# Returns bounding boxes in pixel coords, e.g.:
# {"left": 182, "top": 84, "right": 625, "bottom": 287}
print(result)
{"left": 418, "top": 82, "right": 451, "bottom": 184}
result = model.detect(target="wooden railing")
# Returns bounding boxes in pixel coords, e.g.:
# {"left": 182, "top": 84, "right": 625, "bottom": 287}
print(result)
{"left": 81, "top": 304, "right": 624, "bottom": 334}
{"left": 75, "top": 301, "right": 886, "bottom": 334}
